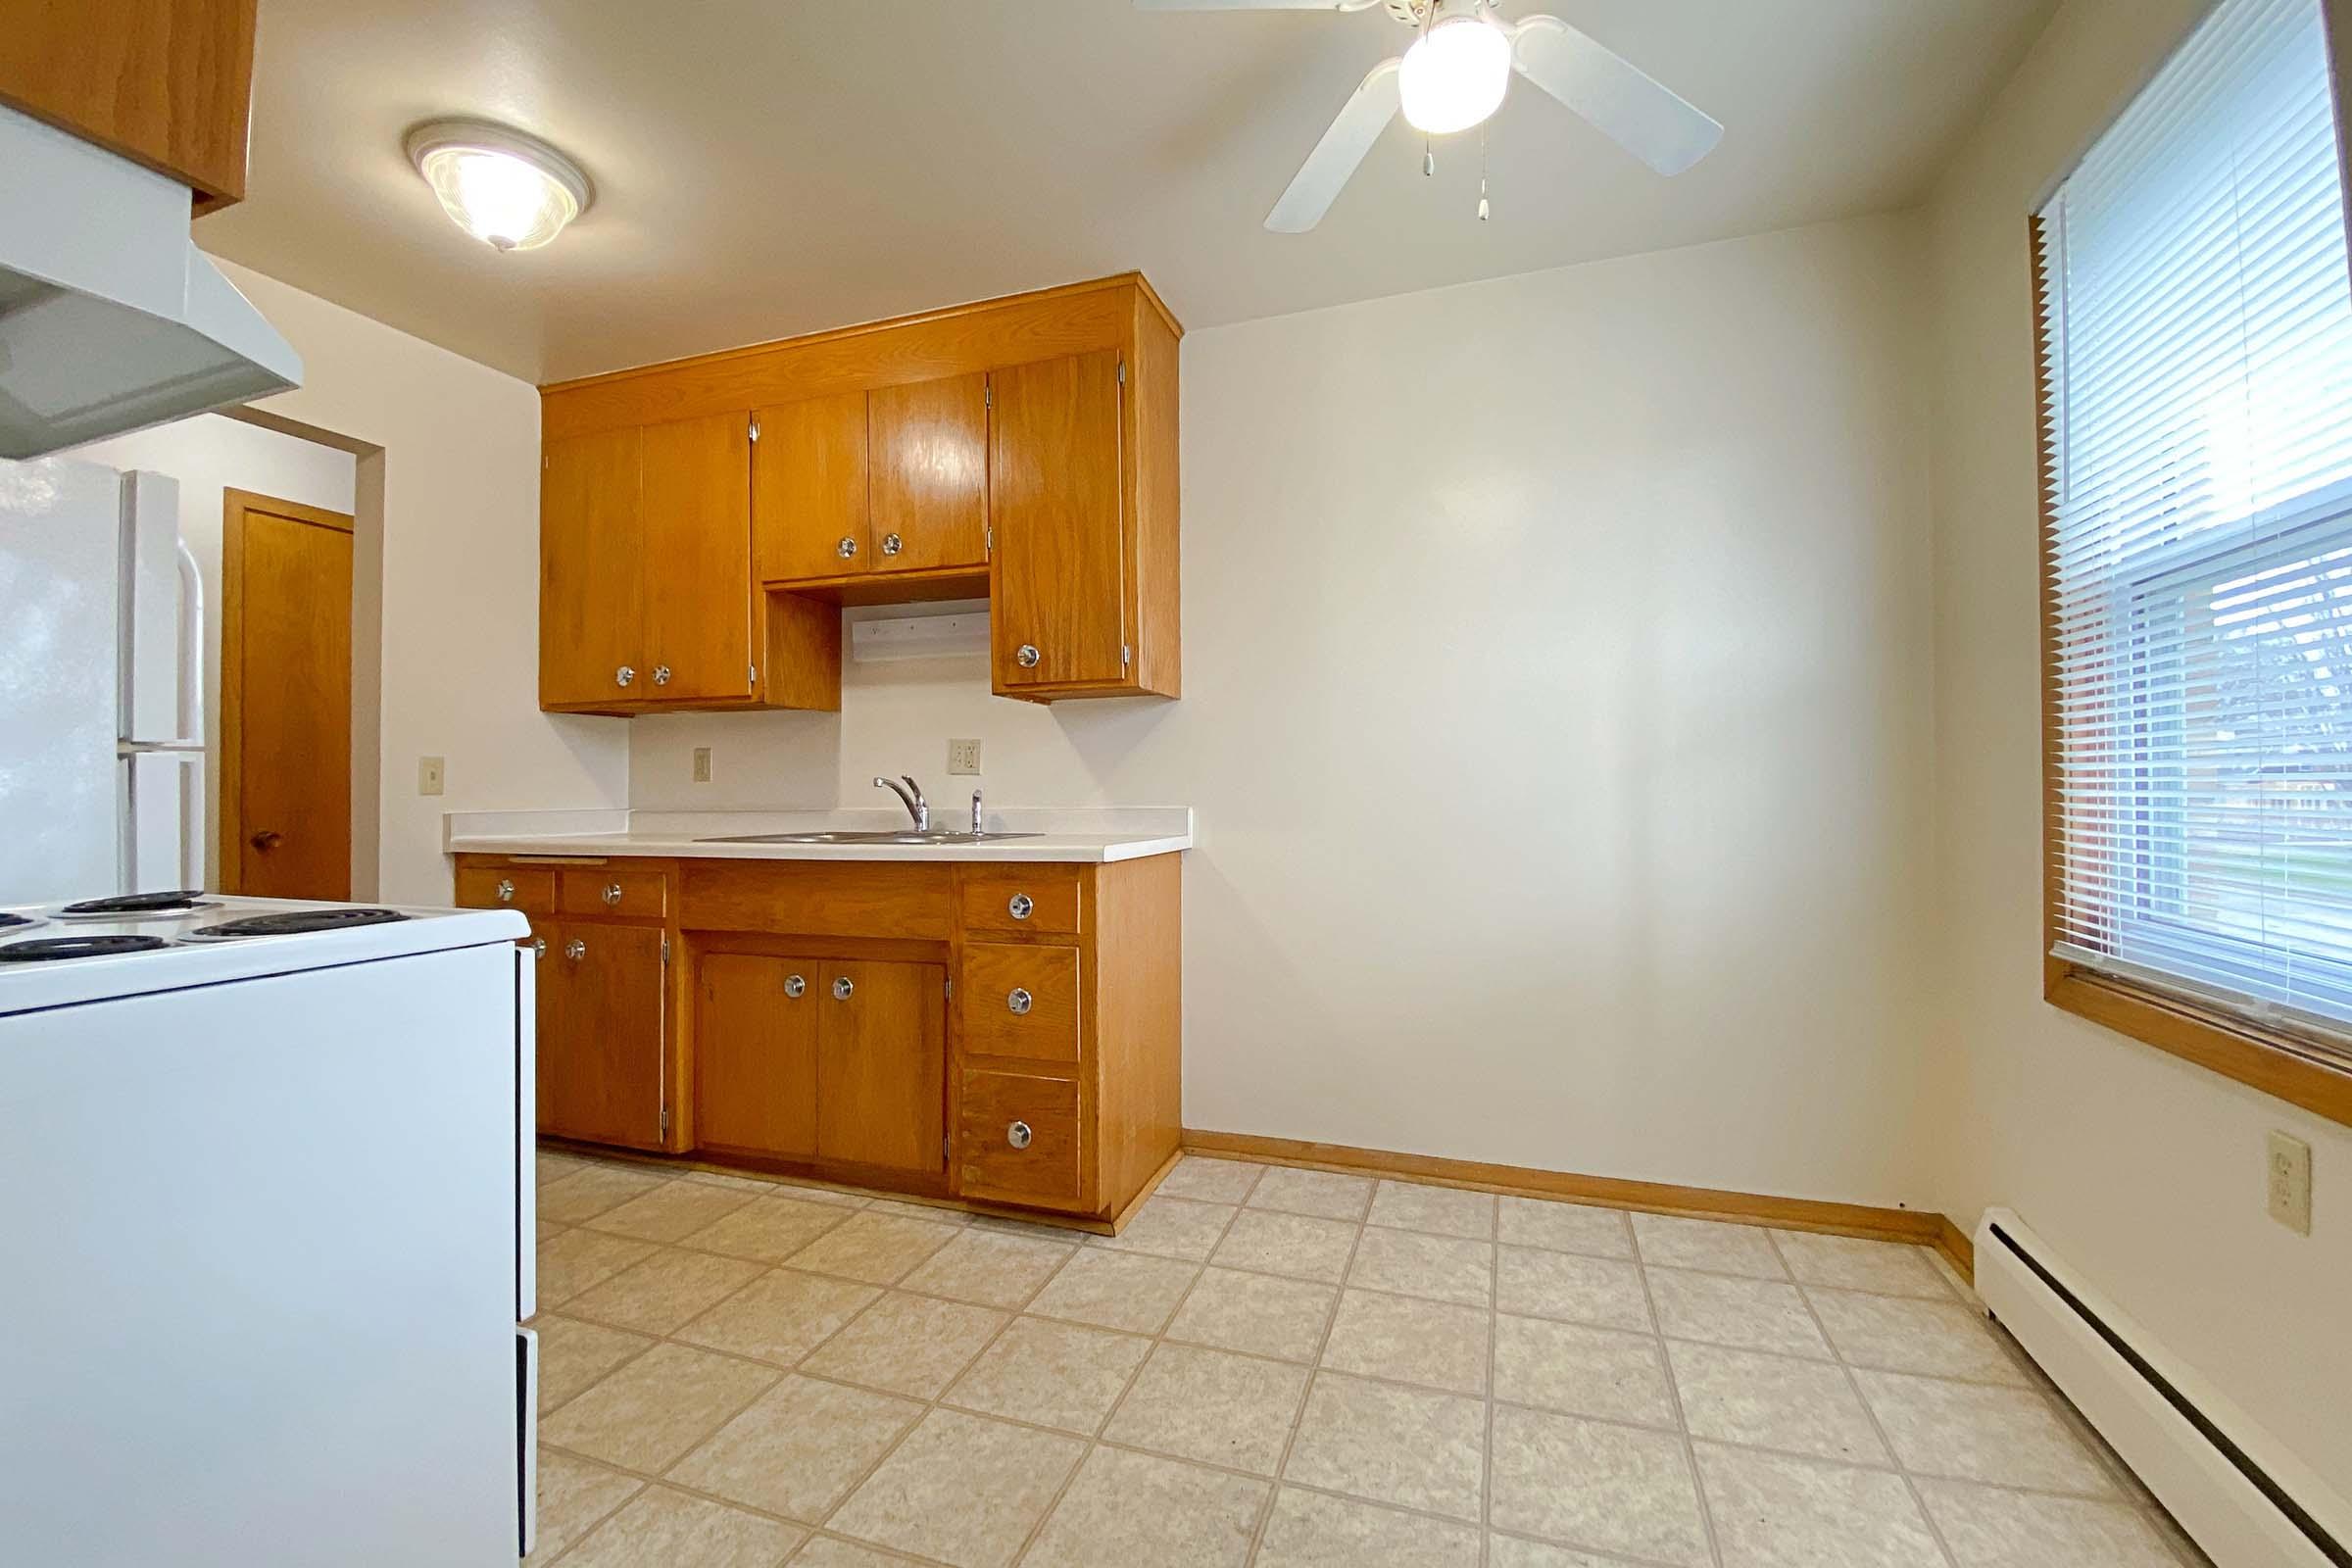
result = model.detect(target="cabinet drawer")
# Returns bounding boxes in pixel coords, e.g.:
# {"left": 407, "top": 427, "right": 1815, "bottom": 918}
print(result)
{"left": 456, "top": 864, "right": 556, "bottom": 915}
{"left": 957, "top": 1069, "right": 1082, "bottom": 1208}
{"left": 681, "top": 859, "right": 952, "bottom": 940}
{"left": 959, "top": 866, "right": 1082, "bottom": 937}
{"left": 959, "top": 944, "right": 1080, "bottom": 1064}
{"left": 559, "top": 866, "right": 670, "bottom": 920}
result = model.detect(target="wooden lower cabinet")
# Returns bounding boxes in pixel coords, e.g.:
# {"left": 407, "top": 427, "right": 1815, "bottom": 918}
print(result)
{"left": 538, "top": 918, "right": 667, "bottom": 1149}
{"left": 458, "top": 849, "right": 1177, "bottom": 1224}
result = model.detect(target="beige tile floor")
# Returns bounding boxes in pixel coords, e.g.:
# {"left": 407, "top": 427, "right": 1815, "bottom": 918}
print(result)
{"left": 526, "top": 1149, "right": 2215, "bottom": 1568}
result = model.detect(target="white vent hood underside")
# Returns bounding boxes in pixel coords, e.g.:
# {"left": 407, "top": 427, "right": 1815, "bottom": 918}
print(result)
{"left": 0, "top": 105, "right": 300, "bottom": 459}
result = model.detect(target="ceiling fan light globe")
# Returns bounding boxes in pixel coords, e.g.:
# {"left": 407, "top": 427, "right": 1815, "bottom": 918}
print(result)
{"left": 1398, "top": 11, "right": 1511, "bottom": 135}
{"left": 405, "top": 120, "right": 593, "bottom": 252}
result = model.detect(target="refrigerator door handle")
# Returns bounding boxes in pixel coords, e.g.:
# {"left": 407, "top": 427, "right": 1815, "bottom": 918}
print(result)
{"left": 173, "top": 539, "right": 205, "bottom": 749}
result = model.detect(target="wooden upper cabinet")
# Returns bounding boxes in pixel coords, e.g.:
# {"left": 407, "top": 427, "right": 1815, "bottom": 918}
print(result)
{"left": 640, "top": 412, "right": 754, "bottom": 702}
{"left": 541, "top": 425, "right": 646, "bottom": 708}
{"left": 0, "top": 0, "right": 257, "bottom": 211}
{"left": 754, "top": 390, "right": 868, "bottom": 584}
{"left": 991, "top": 351, "right": 1127, "bottom": 693}
{"left": 539, "top": 273, "right": 1180, "bottom": 709}
{"left": 868, "top": 372, "right": 988, "bottom": 574}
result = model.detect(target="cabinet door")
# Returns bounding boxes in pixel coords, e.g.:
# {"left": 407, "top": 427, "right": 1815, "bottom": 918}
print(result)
{"left": 990, "top": 352, "right": 1126, "bottom": 691}
{"left": 814, "top": 959, "right": 945, "bottom": 1173}
{"left": 754, "top": 391, "right": 868, "bottom": 583}
{"left": 540, "top": 425, "right": 645, "bottom": 707}
{"left": 868, "top": 372, "right": 988, "bottom": 573}
{"left": 539, "top": 920, "right": 666, "bottom": 1148}
{"left": 696, "top": 954, "right": 818, "bottom": 1157}
{"left": 640, "top": 411, "right": 755, "bottom": 702}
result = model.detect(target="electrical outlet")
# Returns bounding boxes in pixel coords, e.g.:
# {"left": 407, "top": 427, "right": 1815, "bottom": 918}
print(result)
{"left": 692, "top": 747, "right": 712, "bottom": 784}
{"left": 417, "top": 756, "right": 445, "bottom": 797}
{"left": 2268, "top": 1131, "right": 2313, "bottom": 1235}
{"left": 947, "top": 738, "right": 982, "bottom": 776}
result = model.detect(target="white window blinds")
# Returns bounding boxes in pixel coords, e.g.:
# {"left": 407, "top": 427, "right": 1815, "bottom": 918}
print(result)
{"left": 2041, "top": 0, "right": 2352, "bottom": 1048}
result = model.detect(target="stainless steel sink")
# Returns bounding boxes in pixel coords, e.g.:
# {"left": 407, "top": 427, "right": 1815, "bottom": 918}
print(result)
{"left": 693, "top": 830, "right": 1041, "bottom": 845}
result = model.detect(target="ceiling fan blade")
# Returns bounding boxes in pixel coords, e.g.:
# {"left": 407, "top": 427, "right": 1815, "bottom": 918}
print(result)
{"left": 1509, "top": 15, "right": 1722, "bottom": 176}
{"left": 1134, "top": 0, "right": 1378, "bottom": 10}
{"left": 1265, "top": 57, "right": 1402, "bottom": 233}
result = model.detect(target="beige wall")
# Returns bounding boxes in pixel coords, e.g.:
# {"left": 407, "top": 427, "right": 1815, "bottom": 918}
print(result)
{"left": 71, "top": 413, "right": 360, "bottom": 890}
{"left": 633, "top": 214, "right": 1943, "bottom": 1207}
{"left": 1924, "top": 0, "right": 2352, "bottom": 1499}
{"left": 205, "top": 258, "right": 631, "bottom": 904}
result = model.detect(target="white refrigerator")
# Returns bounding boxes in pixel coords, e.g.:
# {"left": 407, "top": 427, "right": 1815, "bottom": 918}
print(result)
{"left": 0, "top": 453, "right": 203, "bottom": 905}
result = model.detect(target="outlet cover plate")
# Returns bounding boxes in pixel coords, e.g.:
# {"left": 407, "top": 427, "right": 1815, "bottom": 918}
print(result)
{"left": 417, "top": 756, "right": 445, "bottom": 797}
{"left": 948, "top": 738, "right": 982, "bottom": 776}
{"left": 692, "top": 747, "right": 712, "bottom": 784}
{"left": 2268, "top": 1130, "right": 2313, "bottom": 1235}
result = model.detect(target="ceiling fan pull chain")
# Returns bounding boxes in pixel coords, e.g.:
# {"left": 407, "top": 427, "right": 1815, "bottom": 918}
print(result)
{"left": 1478, "top": 122, "right": 1491, "bottom": 221}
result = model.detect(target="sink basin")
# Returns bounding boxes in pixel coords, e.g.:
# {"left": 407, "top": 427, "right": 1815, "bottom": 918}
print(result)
{"left": 694, "top": 830, "right": 1042, "bottom": 846}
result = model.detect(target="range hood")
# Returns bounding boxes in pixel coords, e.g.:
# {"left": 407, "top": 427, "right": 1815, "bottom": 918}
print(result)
{"left": 0, "top": 104, "right": 301, "bottom": 459}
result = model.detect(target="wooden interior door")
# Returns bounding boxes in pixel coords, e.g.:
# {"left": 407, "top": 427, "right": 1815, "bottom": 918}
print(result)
{"left": 540, "top": 921, "right": 666, "bottom": 1148}
{"left": 754, "top": 391, "right": 868, "bottom": 583}
{"left": 696, "top": 953, "right": 819, "bottom": 1157}
{"left": 868, "top": 372, "right": 988, "bottom": 572}
{"left": 540, "top": 426, "right": 645, "bottom": 706}
{"left": 639, "top": 412, "right": 754, "bottom": 703}
{"left": 219, "top": 489, "right": 353, "bottom": 898}
{"left": 989, "top": 352, "right": 1125, "bottom": 690}
{"left": 815, "top": 959, "right": 945, "bottom": 1173}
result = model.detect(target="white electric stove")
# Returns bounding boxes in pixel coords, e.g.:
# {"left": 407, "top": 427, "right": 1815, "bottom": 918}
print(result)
{"left": 0, "top": 890, "right": 540, "bottom": 1566}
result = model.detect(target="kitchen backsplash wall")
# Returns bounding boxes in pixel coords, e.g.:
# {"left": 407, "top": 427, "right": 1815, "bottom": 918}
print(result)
{"left": 631, "top": 211, "right": 1940, "bottom": 1208}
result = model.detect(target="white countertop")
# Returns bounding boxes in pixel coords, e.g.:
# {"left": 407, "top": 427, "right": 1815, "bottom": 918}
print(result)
{"left": 443, "top": 807, "right": 1193, "bottom": 864}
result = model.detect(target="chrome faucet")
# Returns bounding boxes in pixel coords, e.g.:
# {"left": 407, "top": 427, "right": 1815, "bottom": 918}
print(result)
{"left": 971, "top": 788, "right": 984, "bottom": 836}
{"left": 873, "top": 775, "right": 928, "bottom": 831}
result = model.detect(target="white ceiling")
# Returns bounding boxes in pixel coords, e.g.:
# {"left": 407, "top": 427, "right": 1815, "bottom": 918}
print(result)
{"left": 197, "top": 0, "right": 2057, "bottom": 384}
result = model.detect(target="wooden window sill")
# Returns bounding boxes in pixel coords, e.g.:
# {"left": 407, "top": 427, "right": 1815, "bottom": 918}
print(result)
{"left": 2045, "top": 966, "right": 2352, "bottom": 1127}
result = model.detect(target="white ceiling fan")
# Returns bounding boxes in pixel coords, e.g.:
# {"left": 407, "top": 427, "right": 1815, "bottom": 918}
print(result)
{"left": 1138, "top": 0, "right": 1724, "bottom": 232}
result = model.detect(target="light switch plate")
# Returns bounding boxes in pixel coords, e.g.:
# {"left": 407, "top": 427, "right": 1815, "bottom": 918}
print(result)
{"left": 2268, "top": 1130, "right": 2313, "bottom": 1235}
{"left": 417, "top": 756, "right": 445, "bottom": 797}
{"left": 692, "top": 747, "right": 712, "bottom": 784}
{"left": 948, "top": 738, "right": 982, "bottom": 776}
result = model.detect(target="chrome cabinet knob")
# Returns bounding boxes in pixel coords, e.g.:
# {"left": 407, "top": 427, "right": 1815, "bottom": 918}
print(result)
{"left": 495, "top": 878, "right": 514, "bottom": 903}
{"left": 601, "top": 882, "right": 623, "bottom": 906}
{"left": 783, "top": 973, "right": 807, "bottom": 999}
{"left": 1006, "top": 987, "right": 1033, "bottom": 1015}
{"left": 653, "top": 665, "right": 671, "bottom": 686}
{"left": 563, "top": 938, "right": 586, "bottom": 960}
{"left": 880, "top": 532, "right": 903, "bottom": 557}
{"left": 1015, "top": 644, "right": 1040, "bottom": 668}
{"left": 615, "top": 664, "right": 636, "bottom": 687}
{"left": 1006, "top": 1120, "right": 1033, "bottom": 1151}
{"left": 832, "top": 975, "right": 855, "bottom": 1001}
{"left": 1006, "top": 893, "right": 1033, "bottom": 921}
{"left": 837, "top": 536, "right": 858, "bottom": 559}
{"left": 531, "top": 937, "right": 546, "bottom": 959}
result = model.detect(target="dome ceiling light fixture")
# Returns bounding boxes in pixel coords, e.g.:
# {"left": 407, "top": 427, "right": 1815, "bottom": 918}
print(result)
{"left": 403, "top": 119, "right": 593, "bottom": 253}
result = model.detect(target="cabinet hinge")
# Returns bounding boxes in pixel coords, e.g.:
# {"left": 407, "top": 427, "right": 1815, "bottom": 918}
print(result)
{"left": 984, "top": 525, "right": 994, "bottom": 556}
{"left": 984, "top": 381, "right": 993, "bottom": 411}
{"left": 661, "top": 1107, "right": 671, "bottom": 1134}
{"left": 1117, "top": 359, "right": 1127, "bottom": 385}
{"left": 1122, "top": 643, "right": 1132, "bottom": 669}
{"left": 662, "top": 933, "right": 671, "bottom": 964}
{"left": 748, "top": 417, "right": 760, "bottom": 442}
{"left": 944, "top": 1135, "right": 951, "bottom": 1158}
{"left": 749, "top": 663, "right": 758, "bottom": 686}
{"left": 945, "top": 977, "right": 954, "bottom": 1000}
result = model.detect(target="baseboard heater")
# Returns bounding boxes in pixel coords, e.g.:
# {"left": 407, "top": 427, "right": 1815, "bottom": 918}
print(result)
{"left": 1974, "top": 1210, "right": 2350, "bottom": 1568}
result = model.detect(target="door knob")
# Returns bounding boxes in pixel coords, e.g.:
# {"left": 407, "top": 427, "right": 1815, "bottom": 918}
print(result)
{"left": 1015, "top": 644, "right": 1040, "bottom": 668}
{"left": 564, "top": 938, "right": 586, "bottom": 960}
{"left": 249, "top": 830, "right": 282, "bottom": 852}
{"left": 652, "top": 665, "right": 671, "bottom": 686}
{"left": 1006, "top": 893, "right": 1033, "bottom": 920}
{"left": 783, "top": 973, "right": 807, "bottom": 999}
{"left": 601, "top": 882, "right": 624, "bottom": 906}
{"left": 1006, "top": 987, "right": 1033, "bottom": 1015}
{"left": 1006, "top": 1121, "right": 1033, "bottom": 1151}
{"left": 837, "top": 536, "right": 858, "bottom": 559}
{"left": 531, "top": 937, "right": 546, "bottom": 959}
{"left": 880, "top": 532, "right": 903, "bottom": 557}
{"left": 495, "top": 878, "right": 514, "bottom": 903}
{"left": 615, "top": 664, "right": 636, "bottom": 687}
{"left": 832, "top": 975, "right": 855, "bottom": 1001}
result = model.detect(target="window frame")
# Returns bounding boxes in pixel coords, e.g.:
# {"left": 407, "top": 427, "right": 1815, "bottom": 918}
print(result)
{"left": 2034, "top": 130, "right": 2352, "bottom": 1126}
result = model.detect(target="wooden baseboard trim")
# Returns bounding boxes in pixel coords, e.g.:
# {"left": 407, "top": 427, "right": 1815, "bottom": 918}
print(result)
{"left": 1181, "top": 1129, "right": 1946, "bottom": 1247}
{"left": 1934, "top": 1213, "right": 1977, "bottom": 1285}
